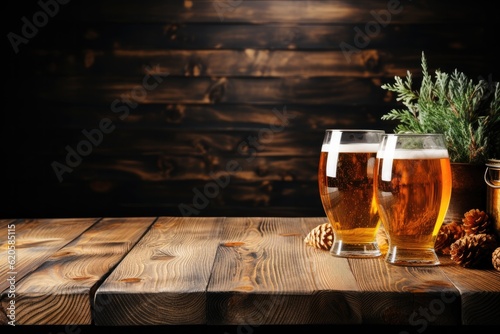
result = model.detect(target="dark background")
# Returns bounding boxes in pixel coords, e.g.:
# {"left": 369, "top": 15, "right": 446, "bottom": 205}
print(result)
{"left": 2, "top": 0, "right": 500, "bottom": 219}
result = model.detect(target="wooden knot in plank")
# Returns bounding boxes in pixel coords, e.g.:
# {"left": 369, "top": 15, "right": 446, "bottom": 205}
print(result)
{"left": 164, "top": 104, "right": 185, "bottom": 123}
{"left": 151, "top": 249, "right": 176, "bottom": 260}
{"left": 360, "top": 50, "right": 380, "bottom": 72}
{"left": 119, "top": 277, "right": 142, "bottom": 283}
{"left": 163, "top": 24, "right": 179, "bottom": 41}
{"left": 157, "top": 154, "right": 177, "bottom": 178}
{"left": 71, "top": 276, "right": 93, "bottom": 281}
{"left": 222, "top": 241, "right": 245, "bottom": 247}
{"left": 206, "top": 77, "right": 227, "bottom": 103}
{"left": 184, "top": 56, "right": 205, "bottom": 77}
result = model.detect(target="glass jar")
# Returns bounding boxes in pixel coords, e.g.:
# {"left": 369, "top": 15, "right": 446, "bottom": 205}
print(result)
{"left": 485, "top": 159, "right": 500, "bottom": 239}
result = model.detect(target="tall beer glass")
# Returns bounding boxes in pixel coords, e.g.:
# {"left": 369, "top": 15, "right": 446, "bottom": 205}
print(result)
{"left": 318, "top": 129, "right": 384, "bottom": 258}
{"left": 373, "top": 133, "right": 452, "bottom": 266}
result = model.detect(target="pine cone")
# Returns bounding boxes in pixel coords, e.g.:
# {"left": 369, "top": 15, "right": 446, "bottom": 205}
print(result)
{"left": 304, "top": 222, "right": 333, "bottom": 251}
{"left": 493, "top": 247, "right": 500, "bottom": 271}
{"left": 450, "top": 233, "right": 498, "bottom": 269}
{"left": 462, "top": 209, "right": 491, "bottom": 235}
{"left": 435, "top": 221, "right": 465, "bottom": 255}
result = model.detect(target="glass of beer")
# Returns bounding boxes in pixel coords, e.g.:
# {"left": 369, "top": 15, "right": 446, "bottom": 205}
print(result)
{"left": 318, "top": 129, "right": 384, "bottom": 258}
{"left": 373, "top": 133, "right": 452, "bottom": 266}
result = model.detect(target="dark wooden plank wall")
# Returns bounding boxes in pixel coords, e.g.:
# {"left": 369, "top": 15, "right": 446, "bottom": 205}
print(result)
{"left": 3, "top": 0, "right": 499, "bottom": 218}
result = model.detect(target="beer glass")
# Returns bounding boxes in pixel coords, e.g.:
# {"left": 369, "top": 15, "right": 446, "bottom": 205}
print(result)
{"left": 373, "top": 133, "right": 452, "bottom": 266}
{"left": 318, "top": 129, "right": 384, "bottom": 258}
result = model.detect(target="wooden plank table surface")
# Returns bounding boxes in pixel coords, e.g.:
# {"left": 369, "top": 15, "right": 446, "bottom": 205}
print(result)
{"left": 1, "top": 217, "right": 499, "bottom": 332}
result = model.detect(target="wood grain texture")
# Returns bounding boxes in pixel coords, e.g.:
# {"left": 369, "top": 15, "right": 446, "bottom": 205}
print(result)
{"left": 0, "top": 219, "right": 16, "bottom": 243}
{"left": 23, "top": 48, "right": 495, "bottom": 79}
{"left": 4, "top": 0, "right": 500, "bottom": 219}
{"left": 0, "top": 218, "right": 98, "bottom": 325}
{"left": 207, "top": 217, "right": 362, "bottom": 325}
{"left": 25, "top": 22, "right": 493, "bottom": 51}
{"left": 0, "top": 218, "right": 98, "bottom": 293}
{"left": 59, "top": 156, "right": 320, "bottom": 183}
{"left": 62, "top": 0, "right": 497, "bottom": 24}
{"left": 19, "top": 103, "right": 398, "bottom": 131}
{"left": 93, "top": 216, "right": 224, "bottom": 325}
{"left": 29, "top": 49, "right": 387, "bottom": 77}
{"left": 33, "top": 128, "right": 325, "bottom": 158}
{"left": 439, "top": 257, "right": 500, "bottom": 326}
{"left": 34, "top": 76, "right": 385, "bottom": 105}
{"left": 347, "top": 257, "right": 461, "bottom": 325}
{"left": 3, "top": 217, "right": 155, "bottom": 325}
{"left": 1, "top": 217, "right": 499, "bottom": 327}
{"left": 21, "top": 46, "right": 494, "bottom": 80}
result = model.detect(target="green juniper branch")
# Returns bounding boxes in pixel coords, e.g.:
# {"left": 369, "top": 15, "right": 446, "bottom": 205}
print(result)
{"left": 381, "top": 52, "right": 500, "bottom": 164}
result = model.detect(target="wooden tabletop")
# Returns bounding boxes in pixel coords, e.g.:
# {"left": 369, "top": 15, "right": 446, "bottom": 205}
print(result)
{"left": 1, "top": 217, "right": 499, "bottom": 329}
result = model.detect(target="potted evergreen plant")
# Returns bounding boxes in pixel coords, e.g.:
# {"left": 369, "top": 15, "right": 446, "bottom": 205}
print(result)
{"left": 380, "top": 52, "right": 500, "bottom": 222}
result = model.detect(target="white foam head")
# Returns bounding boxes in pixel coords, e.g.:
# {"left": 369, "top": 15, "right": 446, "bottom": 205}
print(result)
{"left": 322, "top": 143, "right": 380, "bottom": 153}
{"left": 377, "top": 148, "right": 449, "bottom": 159}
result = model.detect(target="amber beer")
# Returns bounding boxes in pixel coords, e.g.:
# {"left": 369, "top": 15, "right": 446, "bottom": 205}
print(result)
{"left": 318, "top": 139, "right": 382, "bottom": 257}
{"left": 374, "top": 136, "right": 452, "bottom": 266}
